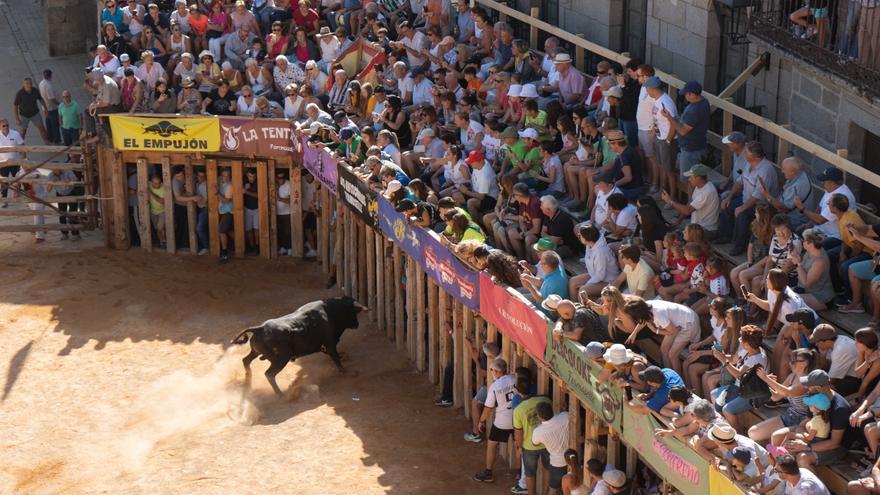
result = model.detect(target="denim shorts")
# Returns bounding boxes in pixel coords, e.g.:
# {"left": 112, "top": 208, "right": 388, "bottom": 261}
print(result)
{"left": 781, "top": 408, "right": 808, "bottom": 427}
{"left": 522, "top": 448, "right": 550, "bottom": 477}
{"left": 711, "top": 384, "right": 755, "bottom": 416}
{"left": 850, "top": 259, "right": 880, "bottom": 282}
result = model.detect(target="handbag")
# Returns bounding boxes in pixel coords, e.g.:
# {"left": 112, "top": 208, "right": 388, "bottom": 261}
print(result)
{"left": 738, "top": 364, "right": 771, "bottom": 401}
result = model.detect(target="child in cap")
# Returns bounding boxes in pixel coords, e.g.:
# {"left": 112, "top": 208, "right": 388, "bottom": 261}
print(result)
{"left": 784, "top": 393, "right": 831, "bottom": 444}
{"left": 727, "top": 445, "right": 760, "bottom": 482}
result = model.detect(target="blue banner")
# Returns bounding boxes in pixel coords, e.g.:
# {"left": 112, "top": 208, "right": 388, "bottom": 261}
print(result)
{"left": 377, "top": 196, "right": 424, "bottom": 266}
{"left": 418, "top": 228, "right": 480, "bottom": 310}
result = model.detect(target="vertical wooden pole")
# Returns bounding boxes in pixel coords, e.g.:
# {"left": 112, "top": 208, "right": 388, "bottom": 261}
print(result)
{"left": 231, "top": 160, "right": 245, "bottom": 258}
{"left": 461, "top": 308, "right": 474, "bottom": 415}
{"left": 358, "top": 221, "right": 367, "bottom": 305}
{"left": 416, "top": 268, "right": 427, "bottom": 372}
{"left": 290, "top": 163, "right": 303, "bottom": 258}
{"left": 777, "top": 123, "right": 793, "bottom": 163}
{"left": 82, "top": 144, "right": 98, "bottom": 232}
{"left": 406, "top": 258, "right": 415, "bottom": 359}
{"left": 109, "top": 151, "right": 129, "bottom": 249}
{"left": 626, "top": 442, "right": 638, "bottom": 478}
{"left": 161, "top": 158, "right": 175, "bottom": 253}
{"left": 257, "top": 161, "right": 270, "bottom": 259}
{"left": 439, "top": 291, "right": 449, "bottom": 377}
{"left": 529, "top": 7, "right": 539, "bottom": 50}
{"left": 267, "top": 160, "right": 278, "bottom": 259}
{"left": 452, "top": 301, "right": 463, "bottom": 408}
{"left": 336, "top": 201, "right": 345, "bottom": 290}
{"left": 721, "top": 101, "right": 734, "bottom": 176}
{"left": 348, "top": 218, "right": 358, "bottom": 300}
{"left": 569, "top": 396, "right": 581, "bottom": 449}
{"left": 385, "top": 239, "right": 395, "bottom": 341}
{"left": 184, "top": 157, "right": 197, "bottom": 254}
{"left": 366, "top": 227, "right": 376, "bottom": 316}
{"left": 376, "top": 233, "right": 386, "bottom": 331}
{"left": 427, "top": 278, "right": 439, "bottom": 384}
{"left": 320, "top": 187, "right": 331, "bottom": 272}
{"left": 136, "top": 158, "right": 152, "bottom": 252}
{"left": 394, "top": 246, "right": 404, "bottom": 350}
{"left": 575, "top": 34, "right": 586, "bottom": 72}
{"left": 206, "top": 159, "right": 220, "bottom": 256}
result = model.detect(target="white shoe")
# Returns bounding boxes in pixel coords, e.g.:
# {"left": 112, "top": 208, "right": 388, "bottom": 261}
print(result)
{"left": 278, "top": 247, "right": 287, "bottom": 255}
{"left": 198, "top": 248, "right": 209, "bottom": 256}
{"left": 305, "top": 248, "right": 317, "bottom": 258}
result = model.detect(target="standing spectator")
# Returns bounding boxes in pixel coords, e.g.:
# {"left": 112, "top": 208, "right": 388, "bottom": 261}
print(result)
{"left": 194, "top": 168, "right": 208, "bottom": 255}
{"left": 39, "top": 70, "right": 61, "bottom": 145}
{"left": 57, "top": 92, "right": 83, "bottom": 147}
{"left": 148, "top": 174, "right": 166, "bottom": 248}
{"left": 635, "top": 64, "right": 660, "bottom": 193}
{"left": 531, "top": 402, "right": 570, "bottom": 495}
{"left": 473, "top": 357, "right": 516, "bottom": 483}
{"left": 617, "top": 59, "right": 641, "bottom": 147}
{"left": 216, "top": 167, "right": 234, "bottom": 263}
{"left": 47, "top": 168, "right": 82, "bottom": 240}
{"left": 243, "top": 168, "right": 260, "bottom": 255}
{"left": 644, "top": 76, "right": 678, "bottom": 199}
{"left": 661, "top": 164, "right": 719, "bottom": 236}
{"left": 512, "top": 378, "right": 551, "bottom": 495}
{"left": 662, "top": 81, "right": 710, "bottom": 191}
{"left": 858, "top": 0, "right": 879, "bottom": 70}
{"left": 717, "top": 141, "right": 779, "bottom": 256}
{"left": 13, "top": 167, "right": 48, "bottom": 242}
{"left": 13, "top": 78, "right": 49, "bottom": 143}
{"left": 276, "top": 171, "right": 292, "bottom": 256}
{"left": 170, "top": 167, "right": 200, "bottom": 249}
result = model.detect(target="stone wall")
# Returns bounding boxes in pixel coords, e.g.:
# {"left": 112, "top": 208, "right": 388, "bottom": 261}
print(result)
{"left": 645, "top": 0, "right": 722, "bottom": 91}
{"left": 46, "top": 0, "right": 97, "bottom": 56}
{"left": 556, "top": 0, "right": 626, "bottom": 52}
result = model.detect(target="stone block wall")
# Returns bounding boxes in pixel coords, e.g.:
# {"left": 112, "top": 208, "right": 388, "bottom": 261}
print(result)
{"left": 557, "top": 0, "right": 626, "bottom": 52}
{"left": 46, "top": 0, "right": 97, "bottom": 56}
{"left": 645, "top": 0, "right": 722, "bottom": 90}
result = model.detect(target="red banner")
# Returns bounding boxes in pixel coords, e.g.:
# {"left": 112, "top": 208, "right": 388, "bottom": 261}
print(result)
{"left": 478, "top": 273, "right": 548, "bottom": 363}
{"left": 220, "top": 117, "right": 296, "bottom": 156}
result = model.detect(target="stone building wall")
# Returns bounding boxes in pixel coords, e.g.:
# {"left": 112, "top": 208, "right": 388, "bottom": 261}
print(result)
{"left": 46, "top": 0, "right": 97, "bottom": 56}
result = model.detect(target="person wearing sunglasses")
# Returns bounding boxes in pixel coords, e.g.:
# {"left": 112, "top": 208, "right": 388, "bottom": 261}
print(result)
{"left": 101, "top": 0, "right": 128, "bottom": 35}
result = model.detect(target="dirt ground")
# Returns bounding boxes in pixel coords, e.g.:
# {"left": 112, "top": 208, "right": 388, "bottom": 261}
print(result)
{"left": 0, "top": 226, "right": 518, "bottom": 495}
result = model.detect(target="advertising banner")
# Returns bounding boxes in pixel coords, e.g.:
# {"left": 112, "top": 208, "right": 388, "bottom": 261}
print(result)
{"left": 220, "top": 117, "right": 295, "bottom": 156}
{"left": 621, "top": 407, "right": 710, "bottom": 495}
{"left": 377, "top": 196, "right": 423, "bottom": 266}
{"left": 478, "top": 273, "right": 547, "bottom": 360}
{"left": 337, "top": 164, "right": 377, "bottom": 227}
{"left": 544, "top": 335, "right": 624, "bottom": 431}
{"left": 300, "top": 134, "right": 338, "bottom": 195}
{"left": 420, "top": 230, "right": 480, "bottom": 310}
{"left": 109, "top": 115, "right": 220, "bottom": 152}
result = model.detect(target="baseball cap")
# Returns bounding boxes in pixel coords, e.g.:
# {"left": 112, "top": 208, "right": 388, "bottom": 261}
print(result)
{"left": 707, "top": 423, "right": 737, "bottom": 444}
{"left": 519, "top": 128, "right": 539, "bottom": 140}
{"left": 684, "top": 164, "right": 711, "bottom": 177}
{"left": 721, "top": 131, "right": 746, "bottom": 145}
{"left": 507, "top": 84, "right": 522, "bottom": 97}
{"left": 584, "top": 341, "right": 605, "bottom": 359}
{"left": 643, "top": 76, "right": 662, "bottom": 88}
{"left": 816, "top": 167, "right": 844, "bottom": 183}
{"left": 333, "top": 110, "right": 347, "bottom": 122}
{"left": 598, "top": 117, "right": 618, "bottom": 132}
{"left": 602, "top": 470, "right": 627, "bottom": 489}
{"left": 808, "top": 323, "right": 837, "bottom": 344}
{"left": 731, "top": 446, "right": 752, "bottom": 465}
{"left": 638, "top": 365, "right": 665, "bottom": 384}
{"left": 803, "top": 392, "right": 831, "bottom": 411}
{"left": 800, "top": 369, "right": 831, "bottom": 387}
{"left": 532, "top": 237, "right": 557, "bottom": 252}
{"left": 339, "top": 127, "right": 355, "bottom": 141}
{"left": 417, "top": 127, "right": 435, "bottom": 141}
{"left": 784, "top": 308, "right": 816, "bottom": 329}
{"left": 682, "top": 80, "right": 703, "bottom": 95}
{"left": 500, "top": 126, "right": 519, "bottom": 139}
{"left": 464, "top": 150, "right": 484, "bottom": 165}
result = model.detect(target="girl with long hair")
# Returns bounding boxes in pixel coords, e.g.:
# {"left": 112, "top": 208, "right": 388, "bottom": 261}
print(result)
{"left": 637, "top": 204, "right": 668, "bottom": 271}
{"left": 730, "top": 202, "right": 777, "bottom": 296}
{"left": 585, "top": 285, "right": 633, "bottom": 340}
{"left": 710, "top": 324, "right": 769, "bottom": 430}
{"left": 485, "top": 249, "right": 523, "bottom": 288}
{"left": 748, "top": 268, "right": 815, "bottom": 336}
{"left": 701, "top": 306, "right": 745, "bottom": 398}
{"left": 684, "top": 297, "right": 733, "bottom": 396}
{"left": 561, "top": 449, "right": 588, "bottom": 495}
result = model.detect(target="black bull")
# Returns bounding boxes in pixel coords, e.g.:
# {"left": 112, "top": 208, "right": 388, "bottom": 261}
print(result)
{"left": 231, "top": 297, "right": 368, "bottom": 395}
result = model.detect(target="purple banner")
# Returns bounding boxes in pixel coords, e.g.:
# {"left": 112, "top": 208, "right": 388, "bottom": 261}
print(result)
{"left": 377, "top": 196, "right": 423, "bottom": 265}
{"left": 299, "top": 134, "right": 338, "bottom": 195}
{"left": 418, "top": 228, "right": 480, "bottom": 310}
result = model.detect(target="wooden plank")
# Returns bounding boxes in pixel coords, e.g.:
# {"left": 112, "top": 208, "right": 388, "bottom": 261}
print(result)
{"left": 427, "top": 278, "right": 439, "bottom": 384}
{"left": 376, "top": 232, "right": 386, "bottom": 330}
{"left": 416, "top": 268, "right": 427, "bottom": 372}
{"left": 453, "top": 302, "right": 463, "bottom": 409}
{"left": 366, "top": 227, "right": 376, "bottom": 320}
{"left": 358, "top": 221, "right": 367, "bottom": 305}
{"left": 384, "top": 238, "right": 395, "bottom": 340}
{"left": 0, "top": 209, "right": 91, "bottom": 217}
{"left": 406, "top": 258, "right": 416, "bottom": 360}
{"left": 335, "top": 200, "right": 345, "bottom": 292}
{"left": 721, "top": 104, "right": 734, "bottom": 176}
{"left": 0, "top": 177, "right": 84, "bottom": 186}
{"left": 106, "top": 150, "right": 125, "bottom": 248}
{"left": 267, "top": 161, "right": 277, "bottom": 259}
{"left": 290, "top": 165, "right": 303, "bottom": 258}
{"left": 718, "top": 52, "right": 768, "bottom": 99}
{"left": 777, "top": 124, "right": 792, "bottom": 162}
{"left": 0, "top": 145, "right": 81, "bottom": 153}
{"left": 136, "top": 159, "right": 152, "bottom": 252}
{"left": 461, "top": 307, "right": 473, "bottom": 413}
{"left": 184, "top": 158, "right": 197, "bottom": 254}
{"left": 569, "top": 396, "right": 581, "bottom": 450}
{"left": 161, "top": 158, "right": 175, "bottom": 253}
{"left": 206, "top": 159, "right": 220, "bottom": 256}
{"left": 439, "top": 291, "right": 449, "bottom": 372}
{"left": 231, "top": 160, "right": 245, "bottom": 258}
{"left": 0, "top": 160, "right": 85, "bottom": 171}
{"left": 0, "top": 223, "right": 94, "bottom": 232}
{"left": 529, "top": 7, "right": 539, "bottom": 51}
{"left": 81, "top": 146, "right": 97, "bottom": 231}
{"left": 348, "top": 217, "right": 358, "bottom": 300}
{"left": 257, "top": 162, "right": 270, "bottom": 259}
{"left": 2, "top": 195, "right": 93, "bottom": 205}
{"left": 575, "top": 34, "right": 585, "bottom": 71}
{"left": 394, "top": 245, "right": 404, "bottom": 350}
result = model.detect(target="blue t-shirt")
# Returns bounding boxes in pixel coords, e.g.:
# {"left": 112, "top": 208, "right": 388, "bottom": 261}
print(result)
{"left": 677, "top": 98, "right": 710, "bottom": 152}
{"left": 219, "top": 182, "right": 233, "bottom": 214}
{"left": 541, "top": 269, "right": 569, "bottom": 300}
{"left": 645, "top": 368, "right": 685, "bottom": 412}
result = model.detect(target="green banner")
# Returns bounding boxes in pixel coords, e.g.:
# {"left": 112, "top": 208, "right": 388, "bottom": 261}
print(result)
{"left": 544, "top": 332, "right": 625, "bottom": 432}
{"left": 621, "top": 407, "right": 710, "bottom": 495}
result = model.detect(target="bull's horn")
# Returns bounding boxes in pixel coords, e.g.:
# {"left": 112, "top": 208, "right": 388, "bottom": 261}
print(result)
{"left": 354, "top": 301, "right": 370, "bottom": 311}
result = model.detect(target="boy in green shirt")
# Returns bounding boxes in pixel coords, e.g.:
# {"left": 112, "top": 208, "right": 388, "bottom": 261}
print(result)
{"left": 522, "top": 100, "right": 550, "bottom": 143}
{"left": 148, "top": 175, "right": 166, "bottom": 248}
{"left": 513, "top": 377, "right": 552, "bottom": 495}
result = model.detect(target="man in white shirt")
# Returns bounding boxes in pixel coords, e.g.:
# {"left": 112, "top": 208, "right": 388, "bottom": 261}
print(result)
{"left": 775, "top": 453, "right": 830, "bottom": 495}
{"left": 462, "top": 150, "right": 498, "bottom": 220}
{"left": 809, "top": 324, "right": 860, "bottom": 396}
{"left": 472, "top": 358, "right": 516, "bottom": 483}
{"left": 0, "top": 119, "right": 25, "bottom": 206}
{"left": 662, "top": 164, "right": 720, "bottom": 236}
{"left": 455, "top": 110, "right": 484, "bottom": 152}
{"left": 408, "top": 66, "right": 433, "bottom": 109}
{"left": 604, "top": 192, "right": 637, "bottom": 241}
{"left": 635, "top": 64, "right": 659, "bottom": 192}
{"left": 644, "top": 76, "right": 678, "bottom": 198}
{"left": 570, "top": 224, "right": 620, "bottom": 298}
{"left": 39, "top": 70, "right": 61, "bottom": 145}
{"left": 796, "top": 166, "right": 856, "bottom": 248}
{"left": 92, "top": 45, "right": 120, "bottom": 74}
{"left": 393, "top": 21, "right": 427, "bottom": 67}
{"left": 531, "top": 402, "right": 570, "bottom": 493}
{"left": 591, "top": 174, "right": 621, "bottom": 226}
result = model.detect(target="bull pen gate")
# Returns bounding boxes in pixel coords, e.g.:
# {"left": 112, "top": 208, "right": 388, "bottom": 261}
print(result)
{"left": 0, "top": 143, "right": 100, "bottom": 235}
{"left": 97, "top": 114, "right": 332, "bottom": 263}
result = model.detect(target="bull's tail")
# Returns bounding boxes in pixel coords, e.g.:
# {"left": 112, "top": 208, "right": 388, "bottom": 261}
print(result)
{"left": 231, "top": 326, "right": 261, "bottom": 345}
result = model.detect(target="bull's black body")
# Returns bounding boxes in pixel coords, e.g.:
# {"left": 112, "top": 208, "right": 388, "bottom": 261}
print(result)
{"left": 231, "top": 297, "right": 366, "bottom": 395}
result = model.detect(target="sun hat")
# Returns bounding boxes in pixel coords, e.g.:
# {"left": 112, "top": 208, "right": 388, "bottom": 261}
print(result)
{"left": 507, "top": 84, "right": 522, "bottom": 97}
{"left": 707, "top": 423, "right": 737, "bottom": 444}
{"left": 541, "top": 294, "right": 563, "bottom": 312}
{"left": 198, "top": 50, "right": 214, "bottom": 60}
{"left": 519, "top": 83, "right": 539, "bottom": 98}
{"left": 519, "top": 128, "right": 539, "bottom": 140}
{"left": 180, "top": 76, "right": 195, "bottom": 88}
{"left": 604, "top": 86, "right": 623, "bottom": 99}
{"left": 602, "top": 470, "right": 626, "bottom": 489}
{"left": 603, "top": 343, "right": 632, "bottom": 366}
{"left": 553, "top": 53, "right": 572, "bottom": 64}
{"left": 385, "top": 180, "right": 402, "bottom": 194}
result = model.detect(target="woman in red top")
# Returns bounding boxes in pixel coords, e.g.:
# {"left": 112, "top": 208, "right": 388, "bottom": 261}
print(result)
{"left": 290, "top": 26, "right": 317, "bottom": 64}
{"left": 188, "top": 5, "right": 209, "bottom": 54}
{"left": 266, "top": 21, "right": 289, "bottom": 59}
{"left": 292, "top": 0, "right": 319, "bottom": 35}
{"left": 206, "top": 1, "right": 230, "bottom": 60}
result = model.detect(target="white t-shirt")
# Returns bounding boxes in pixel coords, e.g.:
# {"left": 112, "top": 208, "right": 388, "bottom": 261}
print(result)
{"left": 302, "top": 178, "right": 317, "bottom": 213}
{"left": 401, "top": 31, "right": 428, "bottom": 67}
{"left": 471, "top": 165, "right": 499, "bottom": 199}
{"left": 0, "top": 129, "right": 25, "bottom": 162}
{"left": 531, "top": 412, "right": 570, "bottom": 467}
{"left": 543, "top": 155, "right": 565, "bottom": 194}
{"left": 583, "top": 236, "right": 620, "bottom": 285}
{"left": 613, "top": 203, "right": 638, "bottom": 233}
{"left": 124, "top": 4, "right": 145, "bottom": 35}
{"left": 411, "top": 78, "right": 434, "bottom": 107}
{"left": 815, "top": 184, "right": 856, "bottom": 239}
{"left": 482, "top": 135, "right": 500, "bottom": 162}
{"left": 732, "top": 348, "right": 768, "bottom": 384}
{"left": 827, "top": 334, "right": 858, "bottom": 379}
{"left": 485, "top": 374, "right": 517, "bottom": 429}
{"left": 651, "top": 93, "right": 677, "bottom": 140}
{"left": 636, "top": 86, "right": 655, "bottom": 131}
{"left": 319, "top": 37, "right": 340, "bottom": 63}
{"left": 767, "top": 287, "right": 816, "bottom": 326}
{"left": 710, "top": 315, "right": 725, "bottom": 343}
{"left": 785, "top": 468, "right": 830, "bottom": 495}
{"left": 276, "top": 181, "right": 291, "bottom": 215}
{"left": 648, "top": 299, "right": 699, "bottom": 330}
{"left": 733, "top": 434, "right": 770, "bottom": 467}
{"left": 593, "top": 186, "right": 622, "bottom": 225}
{"left": 397, "top": 75, "right": 414, "bottom": 98}
{"left": 460, "top": 120, "right": 484, "bottom": 151}
{"left": 690, "top": 181, "right": 720, "bottom": 232}
{"left": 39, "top": 79, "right": 58, "bottom": 111}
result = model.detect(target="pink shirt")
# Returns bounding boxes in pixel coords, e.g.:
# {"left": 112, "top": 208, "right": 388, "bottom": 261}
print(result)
{"left": 557, "top": 67, "right": 585, "bottom": 104}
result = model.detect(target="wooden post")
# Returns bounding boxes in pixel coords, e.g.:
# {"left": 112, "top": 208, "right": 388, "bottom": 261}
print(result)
{"left": 461, "top": 308, "right": 474, "bottom": 415}
{"left": 136, "top": 158, "right": 152, "bottom": 252}
{"left": 427, "top": 278, "right": 439, "bottom": 384}
{"left": 336, "top": 202, "right": 346, "bottom": 294}
{"left": 607, "top": 432, "right": 620, "bottom": 470}
{"left": 626, "top": 441, "right": 638, "bottom": 478}
{"left": 161, "top": 158, "right": 175, "bottom": 253}
{"left": 569, "top": 396, "right": 581, "bottom": 449}
{"left": 777, "top": 124, "right": 793, "bottom": 163}
{"left": 439, "top": 290, "right": 449, "bottom": 376}
{"left": 267, "top": 160, "right": 277, "bottom": 259}
{"left": 290, "top": 164, "right": 303, "bottom": 258}
{"left": 349, "top": 218, "right": 358, "bottom": 300}
{"left": 108, "top": 150, "right": 129, "bottom": 249}
{"left": 206, "top": 159, "right": 220, "bottom": 256}
{"left": 416, "top": 268, "right": 427, "bottom": 372}
{"left": 394, "top": 245, "right": 405, "bottom": 350}
{"left": 366, "top": 226, "right": 376, "bottom": 318}
{"left": 575, "top": 34, "right": 586, "bottom": 72}
{"left": 82, "top": 144, "right": 98, "bottom": 232}
{"left": 529, "top": 7, "right": 540, "bottom": 51}
{"left": 231, "top": 160, "right": 245, "bottom": 257}
{"left": 837, "top": 149, "right": 849, "bottom": 184}
{"left": 320, "top": 187, "right": 331, "bottom": 272}
{"left": 358, "top": 220, "right": 367, "bottom": 305}
{"left": 721, "top": 101, "right": 734, "bottom": 176}
{"left": 184, "top": 158, "right": 197, "bottom": 254}
{"left": 406, "top": 257, "right": 416, "bottom": 360}
{"left": 385, "top": 238, "right": 395, "bottom": 341}
{"left": 376, "top": 232, "right": 386, "bottom": 331}
{"left": 257, "top": 161, "right": 270, "bottom": 259}
{"left": 669, "top": 84, "right": 678, "bottom": 101}
{"left": 452, "top": 301, "right": 463, "bottom": 408}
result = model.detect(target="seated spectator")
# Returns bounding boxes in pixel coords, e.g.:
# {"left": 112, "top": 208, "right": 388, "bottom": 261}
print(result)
{"left": 603, "top": 129, "right": 644, "bottom": 199}
{"left": 808, "top": 323, "right": 860, "bottom": 397}
{"left": 521, "top": 250, "right": 569, "bottom": 312}
{"left": 749, "top": 348, "right": 817, "bottom": 444}
{"left": 730, "top": 202, "right": 776, "bottom": 296}
{"left": 774, "top": 454, "right": 830, "bottom": 495}
{"left": 746, "top": 268, "right": 816, "bottom": 337}
{"left": 622, "top": 297, "right": 701, "bottom": 376}
{"left": 797, "top": 167, "right": 856, "bottom": 275}
{"left": 625, "top": 364, "right": 685, "bottom": 415}
{"left": 569, "top": 224, "right": 620, "bottom": 299}
{"left": 791, "top": 229, "right": 835, "bottom": 311}
{"left": 761, "top": 156, "right": 813, "bottom": 232}
{"left": 441, "top": 210, "right": 486, "bottom": 245}
{"left": 655, "top": 398, "right": 721, "bottom": 446}
{"left": 852, "top": 328, "right": 880, "bottom": 402}
{"left": 484, "top": 249, "right": 524, "bottom": 288}
{"left": 602, "top": 193, "right": 637, "bottom": 245}
{"left": 709, "top": 324, "right": 769, "bottom": 430}
{"left": 598, "top": 342, "right": 650, "bottom": 391}
{"left": 781, "top": 369, "right": 851, "bottom": 470}
{"left": 658, "top": 241, "right": 705, "bottom": 303}
{"left": 612, "top": 244, "right": 656, "bottom": 299}
{"left": 840, "top": 222, "right": 880, "bottom": 316}
{"left": 590, "top": 173, "right": 622, "bottom": 228}
{"left": 717, "top": 141, "right": 779, "bottom": 256}
{"left": 833, "top": 194, "right": 872, "bottom": 298}
{"left": 460, "top": 151, "right": 499, "bottom": 224}
{"left": 551, "top": 299, "right": 608, "bottom": 345}
{"left": 704, "top": 423, "right": 770, "bottom": 475}
{"left": 684, "top": 298, "right": 734, "bottom": 397}
{"left": 531, "top": 195, "right": 578, "bottom": 259}
{"left": 662, "top": 164, "right": 720, "bottom": 236}
{"left": 493, "top": 182, "right": 541, "bottom": 261}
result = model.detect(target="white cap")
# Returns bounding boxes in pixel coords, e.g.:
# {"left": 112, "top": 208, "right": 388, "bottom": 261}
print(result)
{"left": 385, "top": 180, "right": 402, "bottom": 194}
{"left": 119, "top": 53, "right": 130, "bottom": 62}
{"left": 603, "top": 470, "right": 627, "bottom": 489}
{"left": 519, "top": 83, "right": 539, "bottom": 98}
{"left": 519, "top": 128, "right": 539, "bottom": 140}
{"left": 507, "top": 84, "right": 522, "bottom": 97}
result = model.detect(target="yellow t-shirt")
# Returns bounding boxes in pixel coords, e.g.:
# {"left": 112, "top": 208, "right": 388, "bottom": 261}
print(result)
{"left": 149, "top": 184, "right": 165, "bottom": 215}
{"left": 623, "top": 259, "right": 656, "bottom": 299}
{"left": 838, "top": 209, "right": 870, "bottom": 252}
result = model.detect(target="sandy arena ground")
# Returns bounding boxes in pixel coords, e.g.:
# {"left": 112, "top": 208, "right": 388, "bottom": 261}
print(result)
{"left": 0, "top": 225, "right": 517, "bottom": 495}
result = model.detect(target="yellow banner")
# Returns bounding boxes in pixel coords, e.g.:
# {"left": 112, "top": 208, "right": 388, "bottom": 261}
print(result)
{"left": 109, "top": 116, "right": 220, "bottom": 152}
{"left": 709, "top": 466, "right": 747, "bottom": 495}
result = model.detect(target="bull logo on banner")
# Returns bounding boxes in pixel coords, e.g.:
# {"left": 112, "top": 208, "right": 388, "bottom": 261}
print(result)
{"left": 221, "top": 124, "right": 242, "bottom": 151}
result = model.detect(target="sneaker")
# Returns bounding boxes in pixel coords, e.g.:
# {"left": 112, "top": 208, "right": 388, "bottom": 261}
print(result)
{"left": 198, "top": 248, "right": 209, "bottom": 255}
{"left": 472, "top": 470, "right": 494, "bottom": 483}
{"left": 764, "top": 398, "right": 789, "bottom": 409}
{"left": 434, "top": 398, "right": 453, "bottom": 407}
{"left": 510, "top": 486, "right": 528, "bottom": 494}
{"left": 305, "top": 248, "right": 317, "bottom": 258}
{"left": 464, "top": 432, "right": 483, "bottom": 443}
{"left": 278, "top": 247, "right": 287, "bottom": 255}
{"left": 839, "top": 304, "right": 866, "bottom": 314}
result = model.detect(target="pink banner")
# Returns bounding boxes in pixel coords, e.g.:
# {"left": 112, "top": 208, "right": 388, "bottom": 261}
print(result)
{"left": 478, "top": 273, "right": 548, "bottom": 363}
